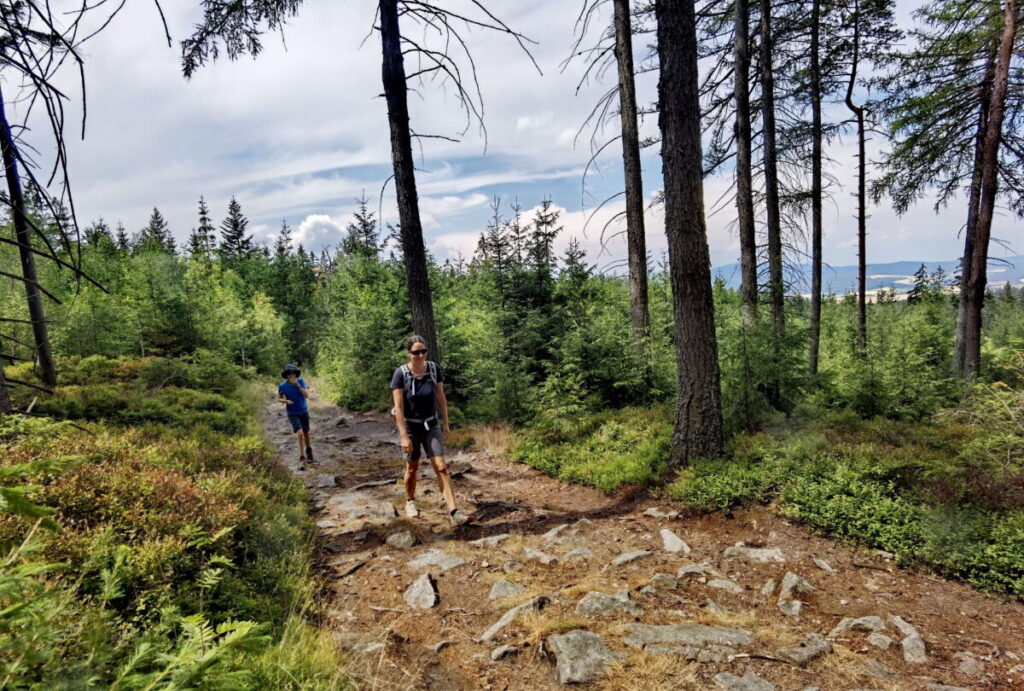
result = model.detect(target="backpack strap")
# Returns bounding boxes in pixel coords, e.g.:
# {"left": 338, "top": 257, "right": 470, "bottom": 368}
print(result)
{"left": 400, "top": 364, "right": 414, "bottom": 398}
{"left": 427, "top": 360, "right": 437, "bottom": 384}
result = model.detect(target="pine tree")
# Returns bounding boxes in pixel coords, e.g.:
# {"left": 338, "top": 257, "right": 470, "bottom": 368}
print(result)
{"left": 136, "top": 207, "right": 174, "bottom": 253}
{"left": 906, "top": 263, "right": 929, "bottom": 304}
{"left": 188, "top": 196, "right": 216, "bottom": 258}
{"left": 115, "top": 222, "right": 130, "bottom": 253}
{"left": 341, "top": 193, "right": 380, "bottom": 258}
{"left": 219, "top": 196, "right": 254, "bottom": 260}
{"left": 274, "top": 220, "right": 294, "bottom": 257}
{"left": 84, "top": 218, "right": 113, "bottom": 247}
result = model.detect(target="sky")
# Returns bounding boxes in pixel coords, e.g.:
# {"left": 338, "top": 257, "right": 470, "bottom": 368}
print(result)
{"left": 12, "top": 0, "right": 1020, "bottom": 272}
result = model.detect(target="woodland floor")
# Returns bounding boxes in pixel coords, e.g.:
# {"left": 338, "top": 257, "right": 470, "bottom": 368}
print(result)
{"left": 262, "top": 389, "right": 1024, "bottom": 691}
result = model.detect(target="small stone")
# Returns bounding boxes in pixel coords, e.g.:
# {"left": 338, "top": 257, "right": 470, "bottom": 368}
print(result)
{"left": 316, "top": 518, "right": 338, "bottom": 529}
{"left": 677, "top": 561, "right": 719, "bottom": 579}
{"left": 888, "top": 614, "right": 927, "bottom": 663}
{"left": 954, "top": 651, "right": 984, "bottom": 676}
{"left": 776, "top": 633, "right": 832, "bottom": 667}
{"left": 864, "top": 659, "right": 895, "bottom": 680}
{"left": 575, "top": 590, "right": 643, "bottom": 616}
{"left": 924, "top": 685, "right": 968, "bottom": 691}
{"left": 867, "top": 632, "right": 892, "bottom": 650}
{"left": 697, "top": 645, "right": 736, "bottom": 663}
{"left": 828, "top": 615, "right": 887, "bottom": 638}
{"left": 812, "top": 557, "right": 836, "bottom": 572}
{"left": 542, "top": 524, "right": 570, "bottom": 542}
{"left": 723, "top": 543, "right": 786, "bottom": 563}
{"left": 547, "top": 630, "right": 626, "bottom": 684}
{"left": 490, "top": 644, "right": 517, "bottom": 661}
{"left": 489, "top": 579, "right": 528, "bottom": 600}
{"left": 760, "top": 578, "right": 776, "bottom": 596}
{"left": 708, "top": 578, "right": 743, "bottom": 594}
{"left": 408, "top": 549, "right": 465, "bottom": 572}
{"left": 779, "top": 572, "right": 814, "bottom": 600}
{"left": 623, "top": 622, "right": 754, "bottom": 650}
{"left": 651, "top": 573, "right": 678, "bottom": 589}
{"left": 660, "top": 529, "right": 691, "bottom": 554}
{"left": 639, "top": 585, "right": 658, "bottom": 596}
{"left": 317, "top": 473, "right": 336, "bottom": 488}
{"left": 705, "top": 598, "right": 724, "bottom": 613}
{"left": 612, "top": 550, "right": 653, "bottom": 566}
{"left": 713, "top": 671, "right": 776, "bottom": 691}
{"left": 502, "top": 560, "right": 522, "bottom": 573}
{"left": 479, "top": 596, "right": 548, "bottom": 642}
{"left": 643, "top": 507, "right": 679, "bottom": 519}
{"left": 425, "top": 640, "right": 451, "bottom": 652}
{"left": 778, "top": 599, "right": 803, "bottom": 618}
{"left": 523, "top": 547, "right": 557, "bottom": 565}
{"left": 404, "top": 573, "right": 439, "bottom": 609}
{"left": 386, "top": 530, "right": 417, "bottom": 549}
{"left": 563, "top": 547, "right": 593, "bottom": 560}
{"left": 470, "top": 533, "right": 510, "bottom": 548}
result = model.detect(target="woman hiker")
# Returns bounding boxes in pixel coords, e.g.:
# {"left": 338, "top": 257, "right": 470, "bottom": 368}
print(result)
{"left": 391, "top": 335, "right": 472, "bottom": 527}
{"left": 278, "top": 363, "right": 314, "bottom": 471}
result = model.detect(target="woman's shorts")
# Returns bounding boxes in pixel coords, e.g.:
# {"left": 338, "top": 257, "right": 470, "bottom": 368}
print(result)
{"left": 288, "top": 413, "right": 310, "bottom": 433}
{"left": 404, "top": 422, "right": 445, "bottom": 462}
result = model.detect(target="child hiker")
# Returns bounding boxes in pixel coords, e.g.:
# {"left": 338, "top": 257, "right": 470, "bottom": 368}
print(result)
{"left": 391, "top": 335, "right": 472, "bottom": 527}
{"left": 278, "top": 363, "right": 314, "bottom": 471}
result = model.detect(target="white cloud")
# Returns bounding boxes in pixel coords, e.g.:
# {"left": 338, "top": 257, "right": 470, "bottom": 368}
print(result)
{"left": 294, "top": 214, "right": 346, "bottom": 250}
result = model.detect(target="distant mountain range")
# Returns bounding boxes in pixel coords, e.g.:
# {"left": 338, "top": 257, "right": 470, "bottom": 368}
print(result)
{"left": 711, "top": 256, "right": 1024, "bottom": 297}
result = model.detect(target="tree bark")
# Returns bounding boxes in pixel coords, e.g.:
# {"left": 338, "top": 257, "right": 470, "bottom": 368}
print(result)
{"left": 959, "top": 0, "right": 1017, "bottom": 380}
{"left": 0, "top": 86, "right": 57, "bottom": 388}
{"left": 808, "top": 0, "right": 823, "bottom": 376}
{"left": 759, "top": 0, "right": 784, "bottom": 406}
{"left": 0, "top": 360, "right": 11, "bottom": 414}
{"left": 655, "top": 0, "right": 724, "bottom": 466}
{"left": 379, "top": 0, "right": 439, "bottom": 357}
{"left": 954, "top": 44, "right": 997, "bottom": 376}
{"left": 845, "top": 0, "right": 867, "bottom": 354}
{"left": 613, "top": 0, "right": 650, "bottom": 348}
{"left": 734, "top": 0, "right": 757, "bottom": 326}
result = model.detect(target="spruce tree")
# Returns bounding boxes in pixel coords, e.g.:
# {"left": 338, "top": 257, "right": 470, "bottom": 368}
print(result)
{"left": 136, "top": 207, "right": 174, "bottom": 253}
{"left": 341, "top": 193, "right": 380, "bottom": 258}
{"left": 907, "top": 263, "right": 930, "bottom": 304}
{"left": 188, "top": 195, "right": 215, "bottom": 258}
{"left": 219, "top": 196, "right": 254, "bottom": 260}
{"left": 115, "top": 222, "right": 130, "bottom": 253}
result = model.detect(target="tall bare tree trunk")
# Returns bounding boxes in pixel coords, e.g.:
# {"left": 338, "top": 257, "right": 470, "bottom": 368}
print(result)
{"left": 845, "top": 0, "right": 867, "bottom": 354}
{"left": 380, "top": 0, "right": 439, "bottom": 356}
{"left": 0, "top": 87, "right": 57, "bottom": 388}
{"left": 959, "top": 0, "right": 1017, "bottom": 381}
{"left": 759, "top": 0, "right": 784, "bottom": 407}
{"left": 954, "top": 45, "right": 997, "bottom": 376}
{"left": 655, "top": 0, "right": 724, "bottom": 466}
{"left": 808, "top": 0, "right": 824, "bottom": 376}
{"left": 735, "top": 0, "right": 757, "bottom": 325}
{"left": 613, "top": 0, "right": 650, "bottom": 347}
{"left": 0, "top": 361, "right": 11, "bottom": 414}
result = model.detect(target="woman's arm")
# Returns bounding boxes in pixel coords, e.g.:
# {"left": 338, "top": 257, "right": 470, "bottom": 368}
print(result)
{"left": 393, "top": 388, "right": 412, "bottom": 452}
{"left": 436, "top": 382, "right": 450, "bottom": 438}
{"left": 297, "top": 378, "right": 310, "bottom": 399}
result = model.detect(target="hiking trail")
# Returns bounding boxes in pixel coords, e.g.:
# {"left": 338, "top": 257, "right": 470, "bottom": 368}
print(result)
{"left": 262, "top": 388, "right": 1024, "bottom": 690}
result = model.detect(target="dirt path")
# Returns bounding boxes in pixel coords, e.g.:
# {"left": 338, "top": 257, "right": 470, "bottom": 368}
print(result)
{"left": 263, "top": 390, "right": 1024, "bottom": 690}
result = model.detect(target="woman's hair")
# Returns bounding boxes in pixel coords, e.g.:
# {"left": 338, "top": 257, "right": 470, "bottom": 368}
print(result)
{"left": 405, "top": 335, "right": 428, "bottom": 352}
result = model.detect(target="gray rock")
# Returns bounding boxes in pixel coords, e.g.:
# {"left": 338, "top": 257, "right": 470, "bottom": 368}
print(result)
{"left": 425, "top": 640, "right": 451, "bottom": 652}
{"left": 888, "top": 614, "right": 927, "bottom": 663}
{"left": 639, "top": 585, "right": 658, "bottom": 596}
{"left": 489, "top": 579, "right": 528, "bottom": 600}
{"left": 370, "top": 501, "right": 399, "bottom": 522}
{"left": 623, "top": 622, "right": 754, "bottom": 650}
{"left": 924, "top": 685, "right": 968, "bottom": 691}
{"left": 760, "top": 578, "right": 776, "bottom": 596}
{"left": 677, "top": 561, "right": 719, "bottom": 579}
{"left": 386, "top": 530, "right": 417, "bottom": 549}
{"left": 317, "top": 473, "right": 337, "bottom": 488}
{"left": 660, "top": 528, "right": 691, "bottom": 554}
{"left": 864, "top": 659, "right": 895, "bottom": 680}
{"left": 954, "top": 651, "right": 984, "bottom": 676}
{"left": 777, "top": 633, "right": 832, "bottom": 667}
{"left": 651, "top": 573, "right": 678, "bottom": 589}
{"left": 523, "top": 547, "right": 557, "bottom": 565}
{"left": 704, "top": 599, "right": 725, "bottom": 614}
{"left": 645, "top": 644, "right": 700, "bottom": 658}
{"left": 713, "top": 671, "right": 776, "bottom": 691}
{"left": 469, "top": 533, "right": 510, "bottom": 548}
{"left": 866, "top": 632, "right": 892, "bottom": 650}
{"left": 502, "top": 560, "right": 522, "bottom": 573}
{"left": 563, "top": 547, "right": 593, "bottom": 560}
{"left": 316, "top": 518, "right": 338, "bottom": 529}
{"left": 811, "top": 557, "right": 836, "bottom": 572}
{"left": 404, "top": 572, "right": 439, "bottom": 609}
{"left": 547, "top": 630, "right": 626, "bottom": 684}
{"left": 408, "top": 549, "right": 465, "bottom": 572}
{"left": 778, "top": 599, "right": 803, "bottom": 618}
{"left": 698, "top": 645, "right": 737, "bottom": 663}
{"left": 643, "top": 507, "right": 679, "bottom": 519}
{"left": 575, "top": 590, "right": 643, "bottom": 616}
{"left": 828, "top": 615, "right": 887, "bottom": 638}
{"left": 612, "top": 550, "right": 652, "bottom": 566}
{"left": 708, "top": 578, "right": 743, "bottom": 594}
{"left": 779, "top": 572, "right": 814, "bottom": 600}
{"left": 479, "top": 595, "right": 548, "bottom": 642}
{"left": 490, "top": 644, "right": 517, "bottom": 661}
{"left": 542, "top": 524, "right": 570, "bottom": 542}
{"left": 723, "top": 543, "right": 786, "bottom": 563}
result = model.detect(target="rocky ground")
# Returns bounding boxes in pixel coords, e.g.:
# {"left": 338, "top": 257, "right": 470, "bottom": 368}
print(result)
{"left": 263, "top": 390, "right": 1024, "bottom": 690}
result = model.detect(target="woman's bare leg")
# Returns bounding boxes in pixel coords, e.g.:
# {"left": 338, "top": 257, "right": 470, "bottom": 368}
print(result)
{"left": 429, "top": 456, "right": 457, "bottom": 512}
{"left": 404, "top": 460, "right": 420, "bottom": 500}
{"left": 294, "top": 431, "right": 305, "bottom": 459}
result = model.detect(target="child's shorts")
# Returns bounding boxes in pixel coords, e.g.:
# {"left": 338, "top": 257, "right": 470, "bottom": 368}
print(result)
{"left": 403, "top": 422, "right": 444, "bottom": 461}
{"left": 288, "top": 413, "right": 310, "bottom": 433}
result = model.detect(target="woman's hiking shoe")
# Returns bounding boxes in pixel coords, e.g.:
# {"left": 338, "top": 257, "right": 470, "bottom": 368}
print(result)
{"left": 306, "top": 446, "right": 315, "bottom": 463}
{"left": 405, "top": 500, "right": 419, "bottom": 518}
{"left": 449, "top": 509, "right": 472, "bottom": 527}
{"left": 298, "top": 457, "right": 308, "bottom": 471}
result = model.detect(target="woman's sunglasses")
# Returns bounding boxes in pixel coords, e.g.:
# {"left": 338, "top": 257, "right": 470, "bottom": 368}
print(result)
{"left": 409, "top": 349, "right": 428, "bottom": 356}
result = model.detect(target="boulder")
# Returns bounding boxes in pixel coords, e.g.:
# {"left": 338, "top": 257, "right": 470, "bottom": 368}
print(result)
{"left": 574, "top": 590, "right": 643, "bottom": 616}
{"left": 677, "top": 562, "right": 720, "bottom": 579}
{"left": 612, "top": 550, "right": 653, "bottom": 566}
{"left": 386, "top": 530, "right": 417, "bottom": 549}
{"left": 723, "top": 543, "right": 786, "bottom": 563}
{"left": 623, "top": 622, "right": 753, "bottom": 650}
{"left": 828, "top": 616, "right": 887, "bottom": 638}
{"left": 777, "top": 633, "right": 832, "bottom": 667}
{"left": 888, "top": 614, "right": 927, "bottom": 663}
{"left": 547, "top": 630, "right": 626, "bottom": 684}
{"left": 778, "top": 599, "right": 803, "bottom": 618}
{"left": 708, "top": 578, "right": 743, "bottom": 594}
{"left": 489, "top": 579, "right": 528, "bottom": 600}
{"left": 479, "top": 595, "right": 548, "bottom": 642}
{"left": 779, "top": 572, "right": 814, "bottom": 600}
{"left": 660, "top": 529, "right": 691, "bottom": 554}
{"left": 469, "top": 533, "right": 510, "bottom": 548}
{"left": 408, "top": 548, "right": 465, "bottom": 572}
{"left": 524, "top": 547, "right": 557, "bottom": 565}
{"left": 404, "top": 572, "right": 439, "bottom": 609}
{"left": 867, "top": 632, "right": 892, "bottom": 650}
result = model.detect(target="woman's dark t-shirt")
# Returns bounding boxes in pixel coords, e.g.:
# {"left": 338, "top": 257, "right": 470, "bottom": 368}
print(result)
{"left": 390, "top": 364, "right": 445, "bottom": 420}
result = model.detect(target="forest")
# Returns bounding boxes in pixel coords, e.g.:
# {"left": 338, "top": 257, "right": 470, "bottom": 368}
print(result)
{"left": 1, "top": 0, "right": 1023, "bottom": 688}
